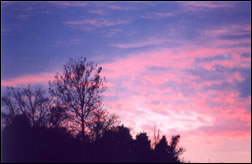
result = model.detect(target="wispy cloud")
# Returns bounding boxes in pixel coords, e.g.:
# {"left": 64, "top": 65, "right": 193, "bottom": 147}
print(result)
{"left": 89, "top": 2, "right": 155, "bottom": 11}
{"left": 65, "top": 18, "right": 129, "bottom": 31}
{"left": 204, "top": 24, "right": 251, "bottom": 40}
{"left": 51, "top": 40, "right": 65, "bottom": 47}
{"left": 178, "top": 1, "right": 233, "bottom": 10}
{"left": 195, "top": 54, "right": 232, "bottom": 63}
{"left": 111, "top": 38, "right": 170, "bottom": 49}
{"left": 16, "top": 14, "right": 31, "bottom": 20}
{"left": 1, "top": 27, "right": 7, "bottom": 33}
{"left": 141, "top": 12, "right": 175, "bottom": 19}
{"left": 105, "top": 4, "right": 139, "bottom": 11}
{"left": 1, "top": 1, "right": 15, "bottom": 8}
{"left": 201, "top": 24, "right": 251, "bottom": 49}
{"left": 70, "top": 39, "right": 81, "bottom": 44}
{"left": 88, "top": 9, "right": 106, "bottom": 15}
{"left": 52, "top": 39, "right": 81, "bottom": 47}
{"left": 65, "top": 18, "right": 127, "bottom": 26}
{"left": 48, "top": 1, "right": 88, "bottom": 8}
{"left": 104, "top": 29, "right": 121, "bottom": 37}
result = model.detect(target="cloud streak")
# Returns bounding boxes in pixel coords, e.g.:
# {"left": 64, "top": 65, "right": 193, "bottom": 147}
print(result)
{"left": 1, "top": 73, "right": 54, "bottom": 87}
{"left": 111, "top": 38, "right": 173, "bottom": 49}
{"left": 141, "top": 12, "right": 175, "bottom": 19}
{"left": 48, "top": 1, "right": 88, "bottom": 8}
{"left": 178, "top": 1, "right": 233, "bottom": 11}
{"left": 65, "top": 18, "right": 129, "bottom": 31}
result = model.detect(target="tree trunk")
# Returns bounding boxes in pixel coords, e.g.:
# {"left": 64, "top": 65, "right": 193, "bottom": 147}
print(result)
{"left": 81, "top": 117, "right": 85, "bottom": 141}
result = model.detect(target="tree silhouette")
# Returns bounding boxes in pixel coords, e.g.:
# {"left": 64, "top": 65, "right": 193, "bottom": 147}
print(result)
{"left": 49, "top": 57, "right": 106, "bottom": 140}
{"left": 153, "top": 135, "right": 184, "bottom": 163}
{"left": 169, "top": 135, "right": 185, "bottom": 162}
{"left": 152, "top": 123, "right": 161, "bottom": 148}
{"left": 2, "top": 114, "right": 79, "bottom": 162}
{"left": 98, "top": 125, "right": 134, "bottom": 162}
{"left": 134, "top": 132, "right": 152, "bottom": 162}
{"left": 1, "top": 57, "right": 186, "bottom": 163}
{"left": 2, "top": 115, "right": 185, "bottom": 163}
{"left": 154, "top": 136, "right": 170, "bottom": 161}
{"left": 1, "top": 85, "right": 50, "bottom": 127}
{"left": 2, "top": 114, "right": 31, "bottom": 162}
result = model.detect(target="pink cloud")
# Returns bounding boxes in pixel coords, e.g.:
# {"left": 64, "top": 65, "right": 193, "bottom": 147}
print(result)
{"left": 201, "top": 24, "right": 251, "bottom": 51}
{"left": 1, "top": 73, "right": 54, "bottom": 87}
{"left": 103, "top": 46, "right": 247, "bottom": 85}
{"left": 204, "top": 24, "right": 251, "bottom": 36}
{"left": 99, "top": 45, "right": 251, "bottom": 155}
{"left": 199, "top": 55, "right": 250, "bottom": 71}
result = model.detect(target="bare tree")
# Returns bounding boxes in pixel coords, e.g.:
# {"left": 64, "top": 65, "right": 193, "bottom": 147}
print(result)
{"left": 152, "top": 123, "right": 160, "bottom": 148}
{"left": 49, "top": 57, "right": 106, "bottom": 140}
{"left": 48, "top": 104, "right": 69, "bottom": 128}
{"left": 1, "top": 85, "right": 50, "bottom": 127}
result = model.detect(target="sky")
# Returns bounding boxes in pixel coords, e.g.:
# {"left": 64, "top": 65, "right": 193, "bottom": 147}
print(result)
{"left": 1, "top": 1, "right": 251, "bottom": 163}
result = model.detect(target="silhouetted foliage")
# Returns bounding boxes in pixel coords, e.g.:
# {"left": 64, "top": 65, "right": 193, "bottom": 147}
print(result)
{"left": 1, "top": 57, "right": 185, "bottom": 163}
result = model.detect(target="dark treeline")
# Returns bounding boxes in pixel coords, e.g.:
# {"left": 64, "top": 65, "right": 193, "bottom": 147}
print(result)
{"left": 2, "top": 114, "right": 184, "bottom": 163}
{"left": 1, "top": 57, "right": 185, "bottom": 163}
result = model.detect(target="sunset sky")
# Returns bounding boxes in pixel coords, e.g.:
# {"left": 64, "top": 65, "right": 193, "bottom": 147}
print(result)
{"left": 1, "top": 1, "right": 251, "bottom": 162}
